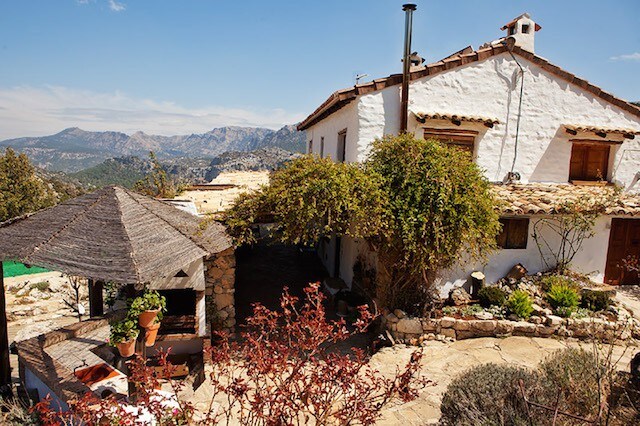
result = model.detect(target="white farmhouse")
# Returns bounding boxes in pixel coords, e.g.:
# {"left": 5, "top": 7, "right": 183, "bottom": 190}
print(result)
{"left": 297, "top": 13, "right": 640, "bottom": 293}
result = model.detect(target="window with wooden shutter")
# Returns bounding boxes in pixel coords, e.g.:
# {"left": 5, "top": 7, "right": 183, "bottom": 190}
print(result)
{"left": 423, "top": 128, "right": 477, "bottom": 155}
{"left": 497, "top": 218, "right": 529, "bottom": 249}
{"left": 569, "top": 143, "right": 610, "bottom": 182}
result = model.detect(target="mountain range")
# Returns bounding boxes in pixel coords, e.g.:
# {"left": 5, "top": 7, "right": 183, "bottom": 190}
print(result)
{"left": 0, "top": 124, "right": 305, "bottom": 172}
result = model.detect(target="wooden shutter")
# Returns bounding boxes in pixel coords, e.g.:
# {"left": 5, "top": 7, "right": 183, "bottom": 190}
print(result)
{"left": 424, "top": 128, "right": 477, "bottom": 154}
{"left": 497, "top": 218, "right": 529, "bottom": 249}
{"left": 569, "top": 143, "right": 610, "bottom": 181}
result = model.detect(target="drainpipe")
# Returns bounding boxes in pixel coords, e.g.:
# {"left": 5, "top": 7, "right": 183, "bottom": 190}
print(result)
{"left": 400, "top": 4, "right": 416, "bottom": 133}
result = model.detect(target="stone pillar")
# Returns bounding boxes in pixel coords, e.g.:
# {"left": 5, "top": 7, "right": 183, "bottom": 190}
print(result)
{"left": 204, "top": 248, "right": 236, "bottom": 334}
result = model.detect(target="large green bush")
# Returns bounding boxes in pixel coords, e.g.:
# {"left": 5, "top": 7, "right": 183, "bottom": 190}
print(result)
{"left": 225, "top": 134, "right": 501, "bottom": 311}
{"left": 478, "top": 286, "right": 507, "bottom": 308}
{"left": 505, "top": 290, "right": 534, "bottom": 319}
{"left": 440, "top": 363, "right": 539, "bottom": 426}
{"left": 546, "top": 283, "right": 580, "bottom": 317}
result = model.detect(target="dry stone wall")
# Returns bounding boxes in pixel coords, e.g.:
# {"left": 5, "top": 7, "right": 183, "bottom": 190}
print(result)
{"left": 204, "top": 247, "right": 236, "bottom": 334}
{"left": 382, "top": 311, "right": 638, "bottom": 346}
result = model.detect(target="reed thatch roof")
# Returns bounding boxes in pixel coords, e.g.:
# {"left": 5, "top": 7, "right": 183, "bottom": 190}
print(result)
{"left": 0, "top": 186, "right": 232, "bottom": 283}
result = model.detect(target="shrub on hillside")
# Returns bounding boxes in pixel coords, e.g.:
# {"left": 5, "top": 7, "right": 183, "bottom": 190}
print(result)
{"left": 441, "top": 347, "right": 631, "bottom": 425}
{"left": 546, "top": 284, "right": 580, "bottom": 317}
{"left": 440, "top": 363, "right": 539, "bottom": 426}
{"left": 506, "top": 290, "right": 533, "bottom": 319}
{"left": 581, "top": 290, "right": 612, "bottom": 312}
{"left": 537, "top": 348, "right": 610, "bottom": 422}
{"left": 478, "top": 286, "right": 507, "bottom": 308}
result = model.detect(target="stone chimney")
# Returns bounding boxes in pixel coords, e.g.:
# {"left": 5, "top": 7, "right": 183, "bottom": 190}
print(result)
{"left": 500, "top": 13, "right": 541, "bottom": 53}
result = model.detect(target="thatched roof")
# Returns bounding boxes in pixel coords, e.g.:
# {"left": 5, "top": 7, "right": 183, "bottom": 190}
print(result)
{"left": 0, "top": 186, "right": 232, "bottom": 283}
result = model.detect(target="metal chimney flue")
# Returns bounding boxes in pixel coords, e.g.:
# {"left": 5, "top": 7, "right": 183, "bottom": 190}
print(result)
{"left": 400, "top": 4, "right": 416, "bottom": 133}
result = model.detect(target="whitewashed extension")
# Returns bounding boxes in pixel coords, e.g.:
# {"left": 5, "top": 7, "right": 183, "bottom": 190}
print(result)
{"left": 297, "top": 13, "right": 640, "bottom": 292}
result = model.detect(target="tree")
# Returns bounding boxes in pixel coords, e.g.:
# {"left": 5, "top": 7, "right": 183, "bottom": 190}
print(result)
{"left": 133, "top": 151, "right": 179, "bottom": 198}
{"left": 532, "top": 190, "right": 618, "bottom": 273}
{"left": 0, "top": 148, "right": 56, "bottom": 222}
{"left": 226, "top": 155, "right": 387, "bottom": 246}
{"left": 225, "top": 134, "right": 500, "bottom": 312}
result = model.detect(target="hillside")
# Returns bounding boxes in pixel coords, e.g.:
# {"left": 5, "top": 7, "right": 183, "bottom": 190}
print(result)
{"left": 205, "top": 147, "right": 300, "bottom": 180}
{"left": 70, "top": 148, "right": 298, "bottom": 189}
{"left": 0, "top": 125, "right": 305, "bottom": 172}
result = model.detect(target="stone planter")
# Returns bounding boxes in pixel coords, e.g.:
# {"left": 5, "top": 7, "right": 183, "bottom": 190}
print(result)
{"left": 116, "top": 339, "right": 136, "bottom": 358}
{"left": 138, "top": 309, "right": 160, "bottom": 328}
{"left": 144, "top": 322, "right": 160, "bottom": 347}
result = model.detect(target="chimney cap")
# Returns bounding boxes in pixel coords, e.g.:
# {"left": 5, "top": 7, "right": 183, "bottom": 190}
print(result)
{"left": 402, "top": 4, "right": 417, "bottom": 11}
{"left": 500, "top": 13, "right": 542, "bottom": 32}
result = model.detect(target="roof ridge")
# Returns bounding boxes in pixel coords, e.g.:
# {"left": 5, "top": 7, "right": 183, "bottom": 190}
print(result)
{"left": 112, "top": 187, "right": 143, "bottom": 283}
{"left": 23, "top": 187, "right": 113, "bottom": 267}
{"left": 118, "top": 187, "right": 209, "bottom": 254}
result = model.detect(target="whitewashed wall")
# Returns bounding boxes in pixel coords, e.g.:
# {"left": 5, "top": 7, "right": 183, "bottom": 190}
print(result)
{"left": 437, "top": 215, "right": 614, "bottom": 297}
{"left": 305, "top": 102, "right": 359, "bottom": 162}
{"left": 353, "top": 53, "right": 640, "bottom": 188}
{"left": 303, "top": 51, "right": 640, "bottom": 288}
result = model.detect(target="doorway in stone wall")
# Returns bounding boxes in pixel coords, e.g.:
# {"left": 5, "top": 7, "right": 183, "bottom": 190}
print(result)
{"left": 234, "top": 241, "right": 329, "bottom": 323}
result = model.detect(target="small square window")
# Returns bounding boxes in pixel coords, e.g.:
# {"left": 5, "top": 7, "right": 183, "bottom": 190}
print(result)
{"left": 497, "top": 218, "right": 529, "bottom": 249}
{"left": 522, "top": 24, "right": 530, "bottom": 34}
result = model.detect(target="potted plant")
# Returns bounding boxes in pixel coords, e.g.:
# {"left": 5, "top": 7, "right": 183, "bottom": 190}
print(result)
{"left": 109, "top": 318, "right": 139, "bottom": 358}
{"left": 144, "top": 320, "right": 161, "bottom": 347}
{"left": 129, "top": 290, "right": 167, "bottom": 328}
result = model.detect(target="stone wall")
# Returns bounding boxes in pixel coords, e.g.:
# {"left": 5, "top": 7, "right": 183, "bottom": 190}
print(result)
{"left": 382, "top": 311, "right": 638, "bottom": 346}
{"left": 204, "top": 247, "right": 236, "bottom": 334}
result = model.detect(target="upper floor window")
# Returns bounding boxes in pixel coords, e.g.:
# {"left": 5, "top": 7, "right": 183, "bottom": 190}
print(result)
{"left": 423, "top": 128, "right": 477, "bottom": 156}
{"left": 497, "top": 218, "right": 529, "bottom": 249}
{"left": 308, "top": 140, "right": 313, "bottom": 154}
{"left": 569, "top": 143, "right": 610, "bottom": 182}
{"left": 337, "top": 130, "right": 347, "bottom": 162}
{"left": 320, "top": 137, "right": 325, "bottom": 158}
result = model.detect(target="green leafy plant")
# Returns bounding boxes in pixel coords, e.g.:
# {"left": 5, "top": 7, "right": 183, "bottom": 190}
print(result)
{"left": 477, "top": 286, "right": 507, "bottom": 308}
{"left": 505, "top": 290, "right": 533, "bottom": 319}
{"left": 108, "top": 318, "right": 139, "bottom": 345}
{"left": 546, "top": 283, "right": 580, "bottom": 317}
{"left": 460, "top": 304, "right": 483, "bottom": 317}
{"left": 441, "top": 306, "right": 458, "bottom": 316}
{"left": 128, "top": 290, "right": 167, "bottom": 321}
{"left": 581, "top": 290, "right": 611, "bottom": 312}
{"left": 225, "top": 134, "right": 501, "bottom": 313}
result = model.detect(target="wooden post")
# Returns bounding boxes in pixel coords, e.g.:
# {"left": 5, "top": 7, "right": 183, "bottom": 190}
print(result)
{"left": 0, "top": 262, "right": 12, "bottom": 391}
{"left": 88, "top": 279, "right": 104, "bottom": 317}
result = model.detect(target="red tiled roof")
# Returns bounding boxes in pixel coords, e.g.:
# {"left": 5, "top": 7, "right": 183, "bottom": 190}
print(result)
{"left": 492, "top": 183, "right": 640, "bottom": 216}
{"left": 297, "top": 45, "right": 640, "bottom": 131}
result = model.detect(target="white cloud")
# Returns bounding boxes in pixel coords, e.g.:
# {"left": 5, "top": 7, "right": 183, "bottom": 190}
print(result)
{"left": 0, "top": 85, "right": 305, "bottom": 140}
{"left": 108, "top": 0, "right": 126, "bottom": 12}
{"left": 610, "top": 52, "right": 640, "bottom": 62}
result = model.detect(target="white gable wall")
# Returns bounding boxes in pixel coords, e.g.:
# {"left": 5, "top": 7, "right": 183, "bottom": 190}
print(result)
{"left": 305, "top": 101, "right": 359, "bottom": 162}
{"left": 352, "top": 53, "right": 640, "bottom": 188}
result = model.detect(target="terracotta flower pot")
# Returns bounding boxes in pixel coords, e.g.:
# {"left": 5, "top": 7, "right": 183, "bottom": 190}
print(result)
{"left": 144, "top": 322, "right": 160, "bottom": 347}
{"left": 138, "top": 309, "right": 160, "bottom": 328}
{"left": 116, "top": 339, "right": 136, "bottom": 358}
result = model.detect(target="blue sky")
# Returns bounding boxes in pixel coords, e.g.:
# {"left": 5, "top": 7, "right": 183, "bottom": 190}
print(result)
{"left": 0, "top": 0, "right": 638, "bottom": 139}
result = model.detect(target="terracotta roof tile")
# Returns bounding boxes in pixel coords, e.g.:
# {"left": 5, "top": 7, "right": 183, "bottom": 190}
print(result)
{"left": 492, "top": 183, "right": 640, "bottom": 216}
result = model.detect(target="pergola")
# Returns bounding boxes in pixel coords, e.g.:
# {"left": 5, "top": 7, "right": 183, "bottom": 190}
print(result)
{"left": 0, "top": 186, "right": 232, "bottom": 389}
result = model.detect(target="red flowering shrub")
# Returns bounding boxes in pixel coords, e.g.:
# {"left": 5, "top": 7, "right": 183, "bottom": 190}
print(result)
{"left": 34, "top": 282, "right": 428, "bottom": 425}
